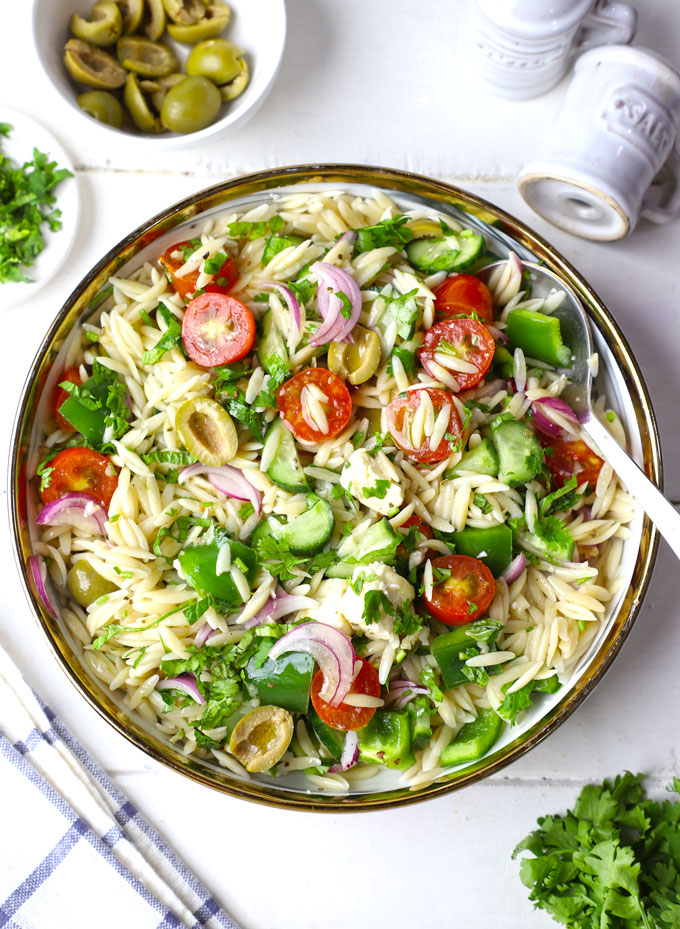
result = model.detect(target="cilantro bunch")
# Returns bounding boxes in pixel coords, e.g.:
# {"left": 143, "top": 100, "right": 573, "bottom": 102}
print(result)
{"left": 514, "top": 772, "right": 680, "bottom": 928}
{"left": 0, "top": 124, "right": 73, "bottom": 283}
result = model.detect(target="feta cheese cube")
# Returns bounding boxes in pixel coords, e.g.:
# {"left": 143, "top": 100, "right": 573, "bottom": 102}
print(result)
{"left": 340, "top": 449, "right": 404, "bottom": 516}
{"left": 340, "top": 562, "right": 415, "bottom": 647}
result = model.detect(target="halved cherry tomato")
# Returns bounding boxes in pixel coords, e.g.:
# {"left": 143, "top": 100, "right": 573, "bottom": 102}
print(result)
{"left": 433, "top": 274, "right": 493, "bottom": 324}
{"left": 277, "top": 367, "right": 352, "bottom": 443}
{"left": 418, "top": 317, "right": 495, "bottom": 391}
{"left": 541, "top": 436, "right": 604, "bottom": 487}
{"left": 159, "top": 240, "right": 239, "bottom": 302}
{"left": 423, "top": 554, "right": 495, "bottom": 626}
{"left": 182, "top": 293, "right": 256, "bottom": 367}
{"left": 397, "top": 514, "right": 434, "bottom": 557}
{"left": 53, "top": 366, "right": 83, "bottom": 431}
{"left": 311, "top": 658, "right": 380, "bottom": 731}
{"left": 39, "top": 447, "right": 118, "bottom": 508}
{"left": 387, "top": 387, "right": 462, "bottom": 463}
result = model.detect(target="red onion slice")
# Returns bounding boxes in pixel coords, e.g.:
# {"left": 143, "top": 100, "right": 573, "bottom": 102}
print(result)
{"left": 385, "top": 679, "right": 429, "bottom": 710}
{"left": 179, "top": 463, "right": 262, "bottom": 516}
{"left": 531, "top": 396, "right": 579, "bottom": 439}
{"left": 195, "top": 622, "right": 215, "bottom": 647}
{"left": 36, "top": 492, "right": 108, "bottom": 536}
{"left": 157, "top": 674, "right": 206, "bottom": 705}
{"left": 263, "top": 283, "right": 301, "bottom": 345}
{"left": 268, "top": 621, "right": 355, "bottom": 706}
{"left": 486, "top": 325, "right": 508, "bottom": 344}
{"left": 501, "top": 553, "right": 526, "bottom": 584}
{"left": 28, "top": 554, "right": 58, "bottom": 618}
{"left": 329, "top": 730, "right": 359, "bottom": 773}
{"left": 337, "top": 230, "right": 357, "bottom": 247}
{"left": 308, "top": 262, "right": 362, "bottom": 346}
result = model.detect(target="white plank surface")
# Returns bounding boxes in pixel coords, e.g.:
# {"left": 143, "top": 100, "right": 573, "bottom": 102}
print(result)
{"left": 2, "top": 2, "right": 680, "bottom": 927}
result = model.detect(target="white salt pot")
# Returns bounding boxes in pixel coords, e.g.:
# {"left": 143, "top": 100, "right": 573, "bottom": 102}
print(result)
{"left": 518, "top": 46, "right": 680, "bottom": 240}
{"left": 463, "top": 0, "right": 638, "bottom": 100}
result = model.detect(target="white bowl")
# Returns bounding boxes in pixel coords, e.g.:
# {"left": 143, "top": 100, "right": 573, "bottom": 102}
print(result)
{"left": 31, "top": 0, "right": 286, "bottom": 149}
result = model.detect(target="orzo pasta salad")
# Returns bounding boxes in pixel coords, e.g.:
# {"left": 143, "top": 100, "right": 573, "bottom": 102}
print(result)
{"left": 31, "top": 189, "right": 634, "bottom": 793}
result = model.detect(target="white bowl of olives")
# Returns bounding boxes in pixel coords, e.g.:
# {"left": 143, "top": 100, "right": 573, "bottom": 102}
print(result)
{"left": 32, "top": 0, "right": 286, "bottom": 147}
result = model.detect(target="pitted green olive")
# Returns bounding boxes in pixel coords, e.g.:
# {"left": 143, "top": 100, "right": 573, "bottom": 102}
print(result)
{"left": 124, "top": 73, "right": 163, "bottom": 131}
{"left": 70, "top": 1, "right": 123, "bottom": 46}
{"left": 186, "top": 38, "right": 241, "bottom": 85}
{"left": 117, "top": 35, "right": 179, "bottom": 77}
{"left": 114, "top": 0, "right": 144, "bottom": 33}
{"left": 328, "top": 325, "right": 382, "bottom": 385}
{"left": 229, "top": 706, "right": 294, "bottom": 773}
{"left": 77, "top": 90, "right": 124, "bottom": 127}
{"left": 142, "top": 72, "right": 185, "bottom": 111}
{"left": 175, "top": 397, "right": 237, "bottom": 464}
{"left": 166, "top": 1, "right": 230, "bottom": 43}
{"left": 160, "top": 75, "right": 222, "bottom": 133}
{"left": 64, "top": 38, "right": 127, "bottom": 89}
{"left": 67, "top": 559, "right": 117, "bottom": 607}
{"left": 162, "top": 0, "right": 205, "bottom": 24}
{"left": 140, "top": 0, "right": 166, "bottom": 39}
{"left": 220, "top": 55, "right": 248, "bottom": 100}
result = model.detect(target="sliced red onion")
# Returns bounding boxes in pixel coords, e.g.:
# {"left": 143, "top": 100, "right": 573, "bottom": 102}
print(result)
{"left": 179, "top": 463, "right": 262, "bottom": 516}
{"left": 195, "top": 622, "right": 215, "bottom": 647}
{"left": 268, "top": 621, "right": 355, "bottom": 706}
{"left": 531, "top": 396, "right": 579, "bottom": 439}
{"left": 263, "top": 283, "right": 301, "bottom": 345}
{"left": 501, "top": 553, "right": 526, "bottom": 583}
{"left": 487, "top": 325, "right": 508, "bottom": 344}
{"left": 385, "top": 679, "right": 429, "bottom": 710}
{"left": 157, "top": 674, "right": 206, "bottom": 705}
{"left": 329, "top": 730, "right": 359, "bottom": 773}
{"left": 308, "top": 262, "right": 362, "bottom": 346}
{"left": 28, "top": 554, "right": 58, "bottom": 618}
{"left": 241, "top": 587, "right": 317, "bottom": 629}
{"left": 36, "top": 492, "right": 108, "bottom": 536}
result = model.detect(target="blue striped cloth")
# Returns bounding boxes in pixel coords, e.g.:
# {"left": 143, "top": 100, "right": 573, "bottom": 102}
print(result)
{"left": 0, "top": 644, "right": 241, "bottom": 929}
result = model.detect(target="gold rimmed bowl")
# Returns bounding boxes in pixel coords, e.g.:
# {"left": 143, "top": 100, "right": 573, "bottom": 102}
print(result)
{"left": 9, "top": 165, "right": 660, "bottom": 812}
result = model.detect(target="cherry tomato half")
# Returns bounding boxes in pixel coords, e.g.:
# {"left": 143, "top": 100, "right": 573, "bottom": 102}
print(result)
{"left": 541, "top": 436, "right": 604, "bottom": 487}
{"left": 433, "top": 274, "right": 493, "bottom": 324}
{"left": 423, "top": 555, "right": 495, "bottom": 626}
{"left": 39, "top": 447, "right": 118, "bottom": 509}
{"left": 397, "top": 514, "right": 434, "bottom": 557}
{"left": 182, "top": 293, "right": 256, "bottom": 367}
{"left": 53, "top": 366, "right": 82, "bottom": 432}
{"left": 159, "top": 240, "right": 239, "bottom": 302}
{"left": 311, "top": 658, "right": 380, "bottom": 731}
{"left": 387, "top": 387, "right": 462, "bottom": 463}
{"left": 277, "top": 367, "right": 352, "bottom": 443}
{"left": 418, "top": 317, "right": 495, "bottom": 391}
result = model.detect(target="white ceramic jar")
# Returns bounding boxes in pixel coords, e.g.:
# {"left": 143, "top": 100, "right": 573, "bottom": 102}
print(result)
{"left": 518, "top": 45, "right": 680, "bottom": 240}
{"left": 463, "top": 0, "right": 638, "bottom": 100}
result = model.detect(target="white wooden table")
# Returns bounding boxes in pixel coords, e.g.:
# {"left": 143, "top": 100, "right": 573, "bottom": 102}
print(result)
{"left": 3, "top": 3, "right": 680, "bottom": 927}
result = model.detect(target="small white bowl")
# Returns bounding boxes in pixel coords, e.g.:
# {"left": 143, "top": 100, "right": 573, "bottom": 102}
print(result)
{"left": 31, "top": 0, "right": 286, "bottom": 149}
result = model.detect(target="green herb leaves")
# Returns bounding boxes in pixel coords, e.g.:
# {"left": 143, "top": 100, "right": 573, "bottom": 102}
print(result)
{"left": 0, "top": 128, "right": 73, "bottom": 283}
{"left": 142, "top": 304, "right": 183, "bottom": 366}
{"left": 513, "top": 772, "right": 680, "bottom": 929}
{"left": 353, "top": 215, "right": 413, "bottom": 255}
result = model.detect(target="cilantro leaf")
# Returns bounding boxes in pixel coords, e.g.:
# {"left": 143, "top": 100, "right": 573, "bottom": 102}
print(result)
{"left": 362, "top": 479, "right": 390, "bottom": 500}
{"left": 362, "top": 589, "right": 393, "bottom": 625}
{"left": 141, "top": 304, "right": 183, "bottom": 365}
{"left": 353, "top": 215, "right": 413, "bottom": 255}
{"left": 539, "top": 475, "right": 583, "bottom": 517}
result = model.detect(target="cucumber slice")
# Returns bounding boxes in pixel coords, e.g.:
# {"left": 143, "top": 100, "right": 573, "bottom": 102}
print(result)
{"left": 492, "top": 344, "right": 515, "bottom": 379}
{"left": 406, "top": 230, "right": 483, "bottom": 274}
{"left": 490, "top": 418, "right": 543, "bottom": 487}
{"left": 250, "top": 515, "right": 287, "bottom": 547}
{"left": 326, "top": 518, "right": 400, "bottom": 577}
{"left": 357, "top": 710, "right": 415, "bottom": 770}
{"left": 448, "top": 438, "right": 499, "bottom": 478}
{"left": 261, "top": 233, "right": 305, "bottom": 266}
{"left": 258, "top": 309, "right": 288, "bottom": 376}
{"left": 264, "top": 418, "right": 310, "bottom": 494}
{"left": 286, "top": 497, "right": 334, "bottom": 556}
{"left": 309, "top": 708, "right": 344, "bottom": 761}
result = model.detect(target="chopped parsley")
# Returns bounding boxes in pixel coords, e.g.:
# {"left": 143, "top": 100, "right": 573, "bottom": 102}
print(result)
{"left": 362, "top": 589, "right": 393, "bottom": 625}
{"left": 353, "top": 215, "right": 413, "bottom": 255}
{"left": 58, "top": 359, "right": 132, "bottom": 449}
{"left": 362, "top": 479, "right": 390, "bottom": 500}
{"left": 255, "top": 533, "right": 336, "bottom": 582}
{"left": 141, "top": 304, "right": 183, "bottom": 366}
{"left": 336, "top": 289, "right": 352, "bottom": 319}
{"left": 473, "top": 493, "right": 493, "bottom": 514}
{"left": 228, "top": 215, "right": 285, "bottom": 241}
{"left": 203, "top": 251, "right": 229, "bottom": 275}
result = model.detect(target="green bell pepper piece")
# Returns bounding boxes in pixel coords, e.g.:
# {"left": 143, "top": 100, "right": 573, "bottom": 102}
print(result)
{"left": 432, "top": 620, "right": 504, "bottom": 690}
{"left": 57, "top": 370, "right": 111, "bottom": 444}
{"left": 408, "top": 695, "right": 433, "bottom": 751}
{"left": 492, "top": 343, "right": 515, "bottom": 379}
{"left": 440, "top": 708, "right": 504, "bottom": 766}
{"left": 505, "top": 308, "right": 572, "bottom": 368}
{"left": 449, "top": 524, "right": 513, "bottom": 577}
{"left": 178, "top": 538, "right": 258, "bottom": 606}
{"left": 245, "top": 650, "right": 314, "bottom": 714}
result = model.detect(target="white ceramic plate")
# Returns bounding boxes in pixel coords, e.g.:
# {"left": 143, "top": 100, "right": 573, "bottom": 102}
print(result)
{"left": 0, "top": 107, "right": 79, "bottom": 310}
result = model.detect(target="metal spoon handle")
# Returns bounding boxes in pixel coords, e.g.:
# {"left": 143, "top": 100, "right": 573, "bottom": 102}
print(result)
{"left": 583, "top": 416, "right": 680, "bottom": 560}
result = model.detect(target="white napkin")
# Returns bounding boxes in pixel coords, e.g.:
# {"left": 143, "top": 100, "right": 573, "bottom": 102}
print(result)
{"left": 0, "top": 643, "right": 241, "bottom": 929}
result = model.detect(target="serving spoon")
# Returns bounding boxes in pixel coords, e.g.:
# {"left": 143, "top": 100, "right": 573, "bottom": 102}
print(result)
{"left": 478, "top": 259, "right": 680, "bottom": 559}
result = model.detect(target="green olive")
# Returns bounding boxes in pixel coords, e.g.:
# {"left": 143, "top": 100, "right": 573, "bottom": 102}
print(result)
{"left": 67, "top": 559, "right": 118, "bottom": 607}
{"left": 328, "top": 325, "right": 382, "bottom": 385}
{"left": 220, "top": 55, "right": 248, "bottom": 100}
{"left": 114, "top": 0, "right": 144, "bottom": 33}
{"left": 117, "top": 35, "right": 179, "bottom": 77}
{"left": 70, "top": 0, "right": 123, "bottom": 46}
{"left": 64, "top": 38, "right": 127, "bottom": 89}
{"left": 175, "top": 396, "right": 238, "bottom": 464}
{"left": 140, "top": 0, "right": 166, "bottom": 39}
{"left": 361, "top": 406, "right": 384, "bottom": 435}
{"left": 186, "top": 38, "right": 241, "bottom": 85}
{"left": 229, "top": 706, "right": 294, "bottom": 773}
{"left": 162, "top": 0, "right": 206, "bottom": 24}
{"left": 124, "top": 73, "right": 163, "bottom": 131}
{"left": 143, "top": 72, "right": 185, "bottom": 112}
{"left": 166, "top": 1, "right": 230, "bottom": 43}
{"left": 77, "top": 90, "right": 124, "bottom": 127}
{"left": 160, "top": 75, "right": 222, "bottom": 133}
